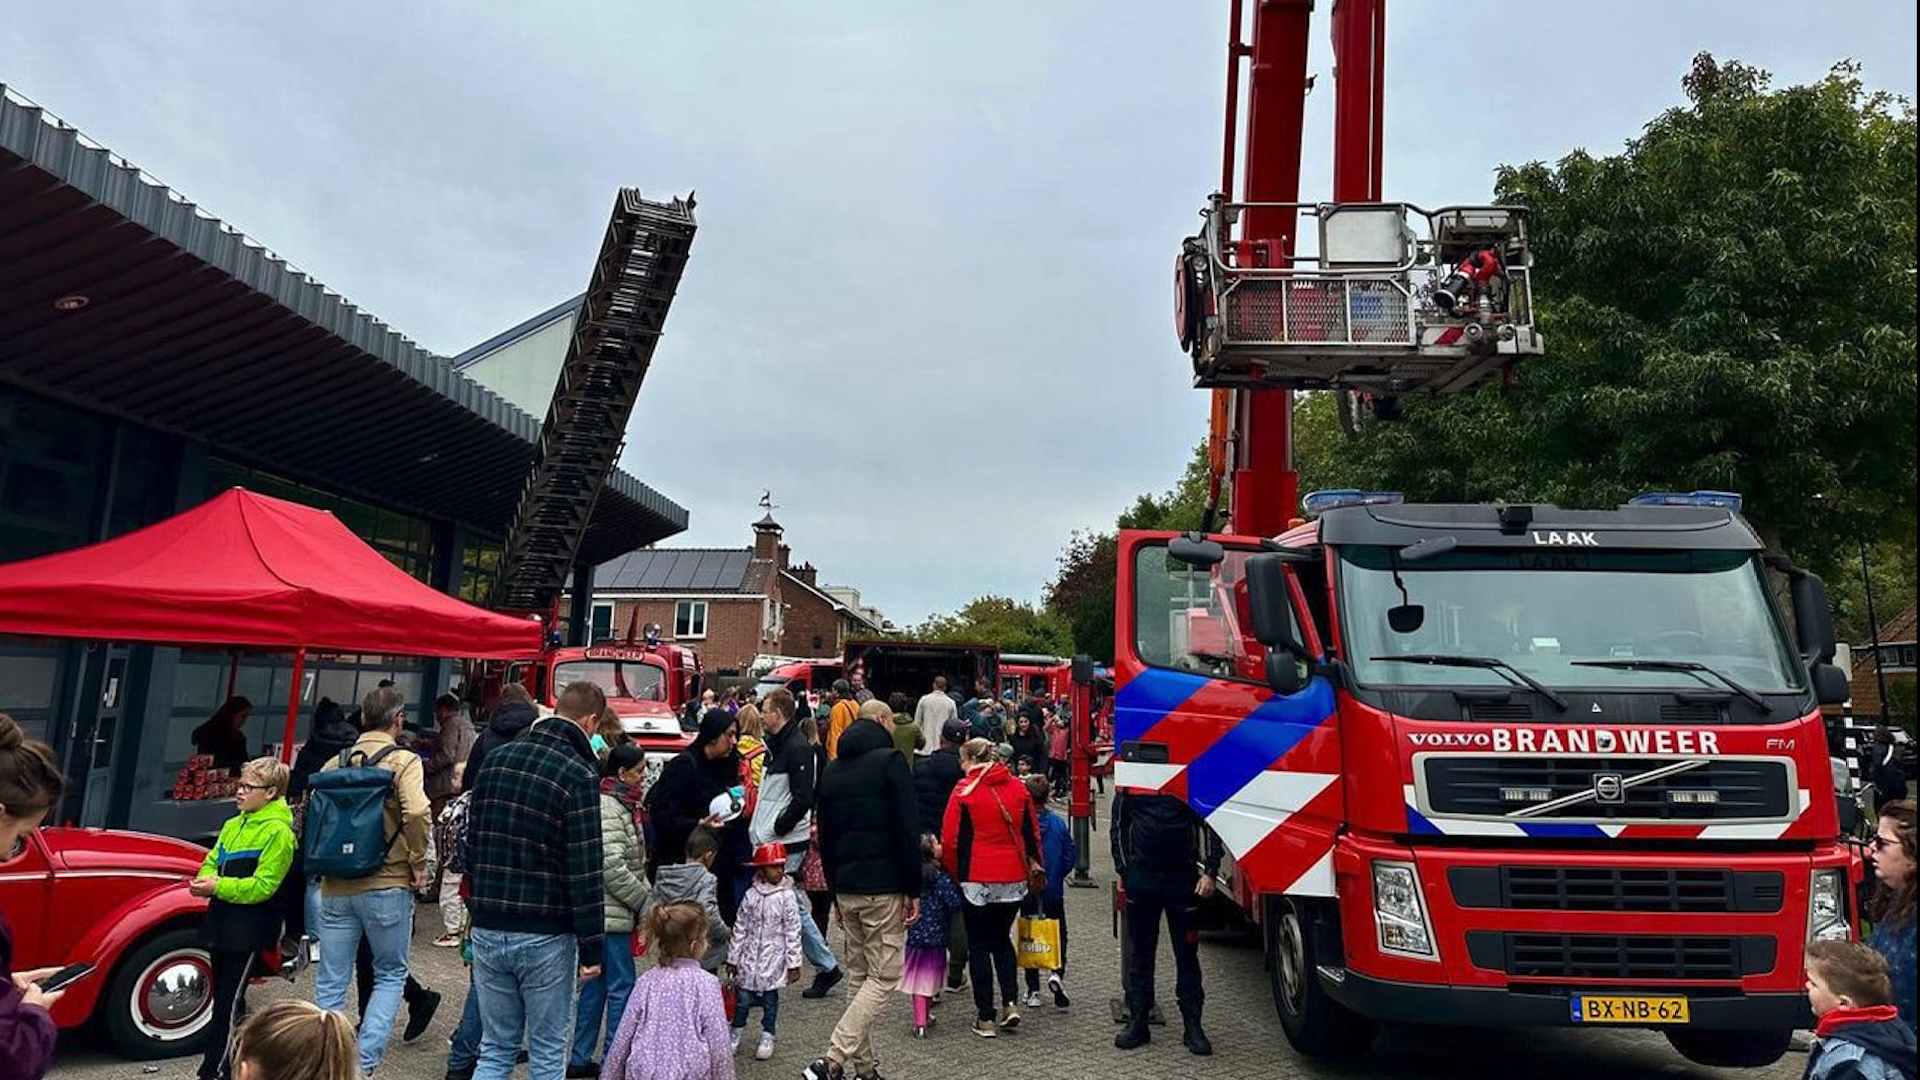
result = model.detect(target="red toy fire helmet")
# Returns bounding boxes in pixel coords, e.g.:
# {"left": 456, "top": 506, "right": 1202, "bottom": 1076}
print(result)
{"left": 747, "top": 842, "right": 789, "bottom": 869}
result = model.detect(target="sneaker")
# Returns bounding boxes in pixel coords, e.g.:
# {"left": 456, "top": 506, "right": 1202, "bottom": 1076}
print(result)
{"left": 564, "top": 1065, "right": 599, "bottom": 1079}
{"left": 1048, "top": 972, "right": 1070, "bottom": 1009}
{"left": 801, "top": 966, "right": 844, "bottom": 999}
{"left": 730, "top": 1028, "right": 744, "bottom": 1053}
{"left": 802, "top": 1058, "right": 844, "bottom": 1080}
{"left": 403, "top": 989, "right": 441, "bottom": 1042}
{"left": 756, "top": 1033, "right": 776, "bottom": 1061}
{"left": 911, "top": 1025, "right": 929, "bottom": 1040}
{"left": 999, "top": 1001, "right": 1021, "bottom": 1031}
{"left": 945, "top": 966, "right": 966, "bottom": 991}
{"left": 1022, "top": 990, "right": 1042, "bottom": 1008}
{"left": 971, "top": 1018, "right": 999, "bottom": 1039}
{"left": 433, "top": 934, "right": 461, "bottom": 948}
{"left": 444, "top": 1068, "right": 475, "bottom": 1080}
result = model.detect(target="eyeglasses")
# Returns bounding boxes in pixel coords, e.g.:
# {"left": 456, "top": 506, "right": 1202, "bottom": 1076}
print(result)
{"left": 235, "top": 782, "right": 272, "bottom": 794}
{"left": 1870, "top": 835, "right": 1900, "bottom": 852}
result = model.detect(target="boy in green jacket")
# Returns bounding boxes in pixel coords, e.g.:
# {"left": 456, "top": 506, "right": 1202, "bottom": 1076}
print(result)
{"left": 191, "top": 756, "right": 297, "bottom": 1080}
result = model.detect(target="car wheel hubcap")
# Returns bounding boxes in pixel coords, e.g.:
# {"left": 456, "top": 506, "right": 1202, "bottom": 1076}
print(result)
{"left": 135, "top": 951, "right": 213, "bottom": 1040}
{"left": 1277, "top": 909, "right": 1307, "bottom": 1013}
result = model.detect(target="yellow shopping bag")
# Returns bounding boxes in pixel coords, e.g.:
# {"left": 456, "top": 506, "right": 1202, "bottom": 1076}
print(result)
{"left": 1016, "top": 915, "right": 1062, "bottom": 970}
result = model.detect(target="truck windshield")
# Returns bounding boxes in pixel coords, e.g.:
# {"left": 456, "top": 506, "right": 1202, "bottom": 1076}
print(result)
{"left": 554, "top": 660, "right": 668, "bottom": 702}
{"left": 1339, "top": 547, "right": 1804, "bottom": 696}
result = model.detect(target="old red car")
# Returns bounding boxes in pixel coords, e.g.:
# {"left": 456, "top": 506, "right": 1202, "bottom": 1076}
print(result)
{"left": 4, "top": 826, "right": 227, "bottom": 1059}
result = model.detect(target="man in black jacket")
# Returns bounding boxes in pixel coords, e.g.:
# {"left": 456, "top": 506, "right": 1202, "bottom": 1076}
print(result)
{"left": 805, "top": 700, "right": 922, "bottom": 1080}
{"left": 1111, "top": 788, "right": 1224, "bottom": 1057}
{"left": 913, "top": 718, "right": 968, "bottom": 835}
{"left": 749, "top": 689, "right": 844, "bottom": 997}
{"left": 462, "top": 688, "right": 539, "bottom": 793}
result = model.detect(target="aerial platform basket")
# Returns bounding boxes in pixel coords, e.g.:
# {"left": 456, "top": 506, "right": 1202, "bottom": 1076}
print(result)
{"left": 1175, "top": 197, "right": 1544, "bottom": 394}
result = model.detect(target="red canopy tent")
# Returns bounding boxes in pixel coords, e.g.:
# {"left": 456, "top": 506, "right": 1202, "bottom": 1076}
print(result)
{"left": 0, "top": 488, "right": 542, "bottom": 759}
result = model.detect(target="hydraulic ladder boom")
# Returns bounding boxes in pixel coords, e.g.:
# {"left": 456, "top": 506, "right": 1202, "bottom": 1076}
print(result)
{"left": 494, "top": 189, "right": 697, "bottom": 615}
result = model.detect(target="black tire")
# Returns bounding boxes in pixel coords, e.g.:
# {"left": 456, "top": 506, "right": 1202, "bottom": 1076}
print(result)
{"left": 99, "top": 927, "right": 216, "bottom": 1060}
{"left": 1265, "top": 897, "right": 1374, "bottom": 1057}
{"left": 1665, "top": 1027, "right": 1793, "bottom": 1069}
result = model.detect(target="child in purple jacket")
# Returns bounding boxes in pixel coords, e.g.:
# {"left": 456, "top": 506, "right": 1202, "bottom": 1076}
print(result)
{"left": 603, "top": 902, "right": 735, "bottom": 1080}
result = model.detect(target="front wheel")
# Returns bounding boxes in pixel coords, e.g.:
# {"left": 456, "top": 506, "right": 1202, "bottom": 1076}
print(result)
{"left": 100, "top": 927, "right": 215, "bottom": 1060}
{"left": 1265, "top": 897, "right": 1374, "bottom": 1057}
{"left": 1665, "top": 1027, "right": 1792, "bottom": 1068}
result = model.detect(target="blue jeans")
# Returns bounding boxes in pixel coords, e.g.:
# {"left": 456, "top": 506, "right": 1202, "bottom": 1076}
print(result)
{"left": 470, "top": 929, "right": 577, "bottom": 1080}
{"left": 448, "top": 970, "right": 482, "bottom": 1072}
{"left": 570, "top": 932, "right": 635, "bottom": 1067}
{"left": 785, "top": 847, "right": 837, "bottom": 973}
{"left": 314, "top": 887, "right": 414, "bottom": 1073}
{"left": 733, "top": 987, "right": 780, "bottom": 1036}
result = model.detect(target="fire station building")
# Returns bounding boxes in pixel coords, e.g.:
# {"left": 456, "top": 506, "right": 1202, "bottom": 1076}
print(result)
{"left": 0, "top": 85, "right": 686, "bottom": 839}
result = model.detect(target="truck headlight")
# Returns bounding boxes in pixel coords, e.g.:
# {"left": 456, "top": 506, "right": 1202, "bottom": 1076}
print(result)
{"left": 1808, "top": 868, "right": 1850, "bottom": 943}
{"left": 1373, "top": 860, "right": 1437, "bottom": 960}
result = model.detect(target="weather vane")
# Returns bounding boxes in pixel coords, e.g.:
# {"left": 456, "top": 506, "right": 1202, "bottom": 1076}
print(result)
{"left": 759, "top": 490, "right": 778, "bottom": 513}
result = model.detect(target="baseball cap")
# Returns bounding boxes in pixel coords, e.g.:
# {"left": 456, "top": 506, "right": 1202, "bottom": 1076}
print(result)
{"left": 941, "top": 718, "right": 971, "bottom": 743}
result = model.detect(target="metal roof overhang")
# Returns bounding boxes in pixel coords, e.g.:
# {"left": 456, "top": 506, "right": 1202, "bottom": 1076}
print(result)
{"left": 0, "top": 87, "right": 685, "bottom": 566}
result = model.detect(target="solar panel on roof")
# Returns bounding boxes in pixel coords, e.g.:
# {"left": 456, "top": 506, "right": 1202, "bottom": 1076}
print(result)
{"left": 637, "top": 551, "right": 676, "bottom": 589}
{"left": 716, "top": 551, "right": 751, "bottom": 589}
{"left": 689, "top": 552, "right": 724, "bottom": 589}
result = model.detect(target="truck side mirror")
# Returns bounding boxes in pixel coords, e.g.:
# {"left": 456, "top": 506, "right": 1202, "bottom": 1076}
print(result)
{"left": 1788, "top": 570, "right": 1837, "bottom": 664}
{"left": 1810, "top": 662, "right": 1850, "bottom": 706}
{"left": 1265, "top": 652, "right": 1304, "bottom": 696}
{"left": 1246, "top": 554, "right": 1292, "bottom": 648}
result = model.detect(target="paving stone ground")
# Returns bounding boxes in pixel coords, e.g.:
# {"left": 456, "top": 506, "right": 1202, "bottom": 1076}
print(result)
{"left": 50, "top": 803, "right": 1808, "bottom": 1080}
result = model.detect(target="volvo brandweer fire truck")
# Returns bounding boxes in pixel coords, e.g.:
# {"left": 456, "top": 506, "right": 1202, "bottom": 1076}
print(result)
{"left": 1110, "top": 1, "right": 1858, "bottom": 1069}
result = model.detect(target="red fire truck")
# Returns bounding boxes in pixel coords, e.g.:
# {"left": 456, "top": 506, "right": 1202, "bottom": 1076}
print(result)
{"left": 510, "top": 636, "right": 701, "bottom": 783}
{"left": 1000, "top": 654, "right": 1073, "bottom": 702}
{"left": 1112, "top": 2, "right": 1858, "bottom": 1069}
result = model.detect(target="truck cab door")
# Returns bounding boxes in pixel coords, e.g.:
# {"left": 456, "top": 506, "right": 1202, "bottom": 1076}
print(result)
{"left": 1114, "top": 530, "right": 1343, "bottom": 900}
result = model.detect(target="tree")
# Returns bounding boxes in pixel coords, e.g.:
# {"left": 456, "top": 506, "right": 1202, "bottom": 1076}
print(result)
{"left": 1319, "top": 57, "right": 1916, "bottom": 581}
{"left": 907, "top": 596, "right": 1073, "bottom": 657}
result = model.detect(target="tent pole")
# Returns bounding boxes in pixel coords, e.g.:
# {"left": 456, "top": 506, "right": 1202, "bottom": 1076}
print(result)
{"left": 283, "top": 648, "right": 306, "bottom": 764}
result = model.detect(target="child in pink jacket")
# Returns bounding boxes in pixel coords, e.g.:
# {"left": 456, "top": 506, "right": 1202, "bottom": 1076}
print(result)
{"left": 726, "top": 843, "right": 803, "bottom": 1060}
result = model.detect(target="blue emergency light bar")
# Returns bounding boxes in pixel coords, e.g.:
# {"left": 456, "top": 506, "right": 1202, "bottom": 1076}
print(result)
{"left": 1628, "top": 490, "right": 1744, "bottom": 512}
{"left": 1302, "top": 489, "right": 1405, "bottom": 517}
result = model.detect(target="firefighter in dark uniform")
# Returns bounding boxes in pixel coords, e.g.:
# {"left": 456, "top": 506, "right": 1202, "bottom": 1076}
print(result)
{"left": 1111, "top": 787, "right": 1223, "bottom": 1056}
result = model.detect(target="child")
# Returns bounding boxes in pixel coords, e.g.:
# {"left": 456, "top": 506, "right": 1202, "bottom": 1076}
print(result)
{"left": 603, "top": 901, "right": 736, "bottom": 1080}
{"left": 901, "top": 833, "right": 965, "bottom": 1038}
{"left": 192, "top": 756, "right": 298, "bottom": 1080}
{"left": 230, "top": 1000, "right": 357, "bottom": 1080}
{"left": 1021, "top": 775, "right": 1077, "bottom": 1010}
{"left": 727, "top": 843, "right": 802, "bottom": 1060}
{"left": 432, "top": 763, "right": 468, "bottom": 948}
{"left": 641, "top": 826, "right": 731, "bottom": 971}
{"left": 1802, "top": 939, "right": 1916, "bottom": 1080}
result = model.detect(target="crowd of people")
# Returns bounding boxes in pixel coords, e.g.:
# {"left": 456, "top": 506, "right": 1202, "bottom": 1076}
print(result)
{"left": 4, "top": 686, "right": 1918, "bottom": 1080}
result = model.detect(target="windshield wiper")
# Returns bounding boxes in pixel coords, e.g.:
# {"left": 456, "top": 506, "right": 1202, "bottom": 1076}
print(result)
{"left": 1369, "top": 653, "right": 1569, "bottom": 711}
{"left": 1570, "top": 659, "right": 1772, "bottom": 714}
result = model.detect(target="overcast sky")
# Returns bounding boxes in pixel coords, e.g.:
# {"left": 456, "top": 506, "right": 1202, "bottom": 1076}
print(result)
{"left": 6, "top": 2, "right": 1914, "bottom": 625}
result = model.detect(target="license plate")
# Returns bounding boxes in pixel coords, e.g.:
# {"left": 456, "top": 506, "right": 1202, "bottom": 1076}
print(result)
{"left": 1569, "top": 994, "right": 1690, "bottom": 1024}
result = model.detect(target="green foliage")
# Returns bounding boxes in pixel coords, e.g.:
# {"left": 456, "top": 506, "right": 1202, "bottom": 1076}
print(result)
{"left": 1320, "top": 56, "right": 1916, "bottom": 578}
{"left": 906, "top": 595, "right": 1073, "bottom": 657}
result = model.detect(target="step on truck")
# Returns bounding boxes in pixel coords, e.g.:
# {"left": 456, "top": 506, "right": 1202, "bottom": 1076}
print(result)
{"left": 1113, "top": 489, "right": 1858, "bottom": 1069}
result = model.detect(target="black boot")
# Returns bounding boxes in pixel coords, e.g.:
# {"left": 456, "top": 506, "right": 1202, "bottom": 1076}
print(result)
{"left": 1114, "top": 999, "right": 1151, "bottom": 1050}
{"left": 1179, "top": 1003, "right": 1212, "bottom": 1057}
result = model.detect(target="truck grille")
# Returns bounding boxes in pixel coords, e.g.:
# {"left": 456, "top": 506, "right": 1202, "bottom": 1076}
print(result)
{"left": 1449, "top": 866, "right": 1785, "bottom": 913}
{"left": 1421, "top": 756, "right": 1792, "bottom": 822}
{"left": 1465, "top": 932, "right": 1775, "bottom": 981}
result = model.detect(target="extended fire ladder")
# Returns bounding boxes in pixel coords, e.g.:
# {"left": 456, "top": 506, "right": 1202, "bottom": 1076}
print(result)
{"left": 493, "top": 189, "right": 697, "bottom": 615}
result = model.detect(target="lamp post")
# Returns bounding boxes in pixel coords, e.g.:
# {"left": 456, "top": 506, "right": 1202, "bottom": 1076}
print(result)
{"left": 1861, "top": 541, "right": 1892, "bottom": 725}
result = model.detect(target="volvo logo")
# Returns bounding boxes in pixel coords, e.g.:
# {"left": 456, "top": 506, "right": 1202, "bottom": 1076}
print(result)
{"left": 1592, "top": 773, "right": 1626, "bottom": 804}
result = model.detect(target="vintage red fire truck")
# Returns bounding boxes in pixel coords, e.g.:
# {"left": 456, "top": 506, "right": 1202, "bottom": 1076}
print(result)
{"left": 1114, "top": 491, "right": 1856, "bottom": 1068}
{"left": 999, "top": 653, "right": 1073, "bottom": 702}
{"left": 510, "top": 637, "right": 702, "bottom": 784}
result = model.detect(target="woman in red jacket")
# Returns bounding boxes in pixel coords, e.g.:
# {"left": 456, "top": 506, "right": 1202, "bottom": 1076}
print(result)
{"left": 941, "top": 738, "right": 1040, "bottom": 1038}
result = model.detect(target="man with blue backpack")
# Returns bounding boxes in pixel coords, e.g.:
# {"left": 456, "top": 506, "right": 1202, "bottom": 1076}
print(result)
{"left": 306, "top": 684, "right": 432, "bottom": 1075}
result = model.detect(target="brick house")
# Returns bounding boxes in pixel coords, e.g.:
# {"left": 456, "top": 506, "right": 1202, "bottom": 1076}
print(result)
{"left": 592, "top": 514, "right": 884, "bottom": 678}
{"left": 1850, "top": 604, "right": 1917, "bottom": 724}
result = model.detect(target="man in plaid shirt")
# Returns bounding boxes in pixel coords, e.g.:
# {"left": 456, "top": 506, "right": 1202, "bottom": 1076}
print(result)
{"left": 465, "top": 680, "right": 608, "bottom": 1080}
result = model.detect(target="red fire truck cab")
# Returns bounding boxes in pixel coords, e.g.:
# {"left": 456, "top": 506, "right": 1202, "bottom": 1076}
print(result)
{"left": 999, "top": 654, "right": 1073, "bottom": 702}
{"left": 514, "top": 640, "right": 701, "bottom": 773}
{"left": 1113, "top": 491, "right": 1857, "bottom": 1069}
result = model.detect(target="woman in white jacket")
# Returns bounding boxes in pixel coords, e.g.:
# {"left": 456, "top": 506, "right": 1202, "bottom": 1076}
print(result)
{"left": 571, "top": 744, "right": 651, "bottom": 1075}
